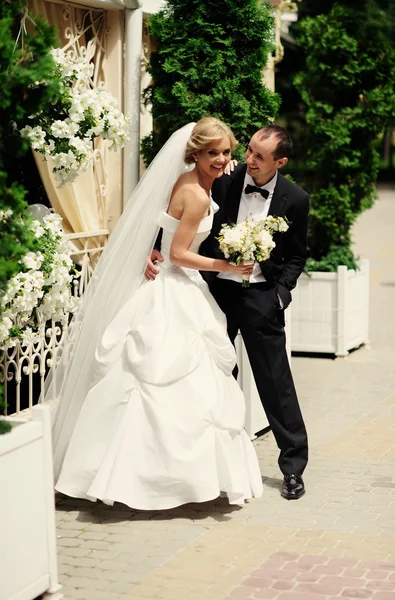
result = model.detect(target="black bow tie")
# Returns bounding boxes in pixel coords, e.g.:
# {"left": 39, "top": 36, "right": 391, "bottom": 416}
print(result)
{"left": 244, "top": 184, "right": 269, "bottom": 199}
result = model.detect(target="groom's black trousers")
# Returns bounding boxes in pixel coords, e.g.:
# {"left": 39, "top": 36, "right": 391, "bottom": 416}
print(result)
{"left": 210, "top": 277, "right": 308, "bottom": 477}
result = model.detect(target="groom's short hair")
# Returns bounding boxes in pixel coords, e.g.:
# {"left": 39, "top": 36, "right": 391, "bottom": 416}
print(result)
{"left": 256, "top": 125, "right": 292, "bottom": 160}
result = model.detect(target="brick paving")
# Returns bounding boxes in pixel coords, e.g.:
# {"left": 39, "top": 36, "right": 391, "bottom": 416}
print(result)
{"left": 226, "top": 553, "right": 395, "bottom": 599}
{"left": 49, "top": 186, "right": 395, "bottom": 600}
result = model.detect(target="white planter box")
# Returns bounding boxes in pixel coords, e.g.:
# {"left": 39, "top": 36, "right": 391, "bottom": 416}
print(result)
{"left": 0, "top": 405, "right": 61, "bottom": 600}
{"left": 291, "top": 259, "right": 370, "bottom": 356}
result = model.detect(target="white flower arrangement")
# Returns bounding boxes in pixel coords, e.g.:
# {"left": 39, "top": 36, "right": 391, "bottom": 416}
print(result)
{"left": 0, "top": 212, "right": 78, "bottom": 349}
{"left": 20, "top": 48, "right": 130, "bottom": 187}
{"left": 218, "top": 216, "right": 289, "bottom": 287}
{"left": 0, "top": 209, "right": 13, "bottom": 222}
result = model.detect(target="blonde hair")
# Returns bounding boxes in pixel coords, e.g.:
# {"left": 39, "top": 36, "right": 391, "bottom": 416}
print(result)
{"left": 184, "top": 117, "right": 238, "bottom": 165}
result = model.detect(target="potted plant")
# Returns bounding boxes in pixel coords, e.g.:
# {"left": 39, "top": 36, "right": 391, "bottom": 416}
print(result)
{"left": 286, "top": 3, "right": 395, "bottom": 355}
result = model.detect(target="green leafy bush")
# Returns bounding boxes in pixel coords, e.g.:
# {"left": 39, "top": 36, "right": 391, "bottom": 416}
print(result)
{"left": 141, "top": 0, "right": 280, "bottom": 165}
{"left": 293, "top": 3, "right": 395, "bottom": 271}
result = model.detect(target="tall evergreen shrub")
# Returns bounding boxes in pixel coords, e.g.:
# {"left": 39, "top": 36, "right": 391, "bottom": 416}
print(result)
{"left": 293, "top": 2, "right": 395, "bottom": 271}
{"left": 141, "top": 0, "right": 280, "bottom": 165}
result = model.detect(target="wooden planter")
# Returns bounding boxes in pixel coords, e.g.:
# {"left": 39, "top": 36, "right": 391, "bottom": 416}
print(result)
{"left": 0, "top": 405, "right": 61, "bottom": 600}
{"left": 291, "top": 259, "right": 370, "bottom": 356}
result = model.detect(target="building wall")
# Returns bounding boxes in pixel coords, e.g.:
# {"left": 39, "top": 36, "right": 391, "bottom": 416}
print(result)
{"left": 141, "top": 0, "right": 166, "bottom": 15}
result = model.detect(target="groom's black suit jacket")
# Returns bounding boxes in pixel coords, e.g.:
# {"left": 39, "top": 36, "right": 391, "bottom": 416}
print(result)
{"left": 199, "top": 164, "right": 309, "bottom": 309}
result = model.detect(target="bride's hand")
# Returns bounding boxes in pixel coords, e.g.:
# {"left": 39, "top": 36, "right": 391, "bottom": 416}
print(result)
{"left": 223, "top": 260, "right": 254, "bottom": 276}
{"left": 144, "top": 249, "right": 164, "bottom": 280}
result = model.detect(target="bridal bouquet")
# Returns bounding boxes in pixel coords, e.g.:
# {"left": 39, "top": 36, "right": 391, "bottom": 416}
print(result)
{"left": 218, "top": 216, "right": 289, "bottom": 288}
{"left": 20, "top": 48, "right": 130, "bottom": 187}
{"left": 0, "top": 212, "right": 77, "bottom": 349}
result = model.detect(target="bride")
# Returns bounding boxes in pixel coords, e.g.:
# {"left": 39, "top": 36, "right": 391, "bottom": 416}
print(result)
{"left": 47, "top": 118, "right": 263, "bottom": 510}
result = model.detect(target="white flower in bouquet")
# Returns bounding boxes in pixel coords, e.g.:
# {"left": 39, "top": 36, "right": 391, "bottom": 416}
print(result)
{"left": 218, "top": 220, "right": 257, "bottom": 288}
{"left": 19, "top": 48, "right": 130, "bottom": 187}
{"left": 218, "top": 215, "right": 289, "bottom": 288}
{"left": 253, "top": 228, "right": 275, "bottom": 262}
{"left": 220, "top": 223, "right": 247, "bottom": 257}
{"left": 263, "top": 215, "right": 289, "bottom": 233}
{"left": 0, "top": 213, "right": 76, "bottom": 349}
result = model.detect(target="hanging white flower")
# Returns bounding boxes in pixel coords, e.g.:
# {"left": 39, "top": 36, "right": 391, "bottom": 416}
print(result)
{"left": 0, "top": 209, "right": 13, "bottom": 221}
{"left": 30, "top": 219, "right": 46, "bottom": 238}
{"left": 0, "top": 213, "right": 76, "bottom": 349}
{"left": 21, "top": 251, "right": 44, "bottom": 270}
{"left": 20, "top": 125, "right": 47, "bottom": 150}
{"left": 19, "top": 48, "right": 130, "bottom": 187}
{"left": 0, "top": 317, "right": 13, "bottom": 345}
{"left": 21, "top": 327, "right": 40, "bottom": 347}
{"left": 42, "top": 213, "right": 64, "bottom": 235}
{"left": 50, "top": 120, "right": 71, "bottom": 138}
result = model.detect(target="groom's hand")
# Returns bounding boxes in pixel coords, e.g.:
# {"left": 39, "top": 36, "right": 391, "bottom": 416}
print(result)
{"left": 144, "top": 249, "right": 164, "bottom": 280}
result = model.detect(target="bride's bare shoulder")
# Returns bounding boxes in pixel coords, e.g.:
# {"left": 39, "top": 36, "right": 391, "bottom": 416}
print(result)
{"left": 172, "top": 174, "right": 208, "bottom": 204}
{"left": 169, "top": 174, "right": 209, "bottom": 218}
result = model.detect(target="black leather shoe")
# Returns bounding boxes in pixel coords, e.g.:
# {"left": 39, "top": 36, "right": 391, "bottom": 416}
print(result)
{"left": 281, "top": 473, "right": 305, "bottom": 500}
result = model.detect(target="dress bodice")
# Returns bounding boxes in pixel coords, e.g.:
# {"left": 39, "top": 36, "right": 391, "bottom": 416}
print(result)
{"left": 157, "top": 200, "right": 219, "bottom": 262}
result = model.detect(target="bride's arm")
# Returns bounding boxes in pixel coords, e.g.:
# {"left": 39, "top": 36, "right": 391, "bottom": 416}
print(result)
{"left": 169, "top": 192, "right": 252, "bottom": 275}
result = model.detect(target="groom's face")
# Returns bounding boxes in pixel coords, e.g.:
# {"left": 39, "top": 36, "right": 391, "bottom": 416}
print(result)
{"left": 246, "top": 133, "right": 288, "bottom": 186}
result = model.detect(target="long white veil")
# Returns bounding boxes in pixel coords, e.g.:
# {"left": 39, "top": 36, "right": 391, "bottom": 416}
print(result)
{"left": 46, "top": 122, "right": 196, "bottom": 479}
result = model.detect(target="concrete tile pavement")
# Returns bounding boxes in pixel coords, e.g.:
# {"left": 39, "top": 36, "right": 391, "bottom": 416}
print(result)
{"left": 49, "top": 186, "right": 395, "bottom": 600}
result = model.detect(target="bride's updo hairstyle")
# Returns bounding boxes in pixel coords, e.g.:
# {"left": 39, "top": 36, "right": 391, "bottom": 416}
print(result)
{"left": 184, "top": 117, "right": 238, "bottom": 165}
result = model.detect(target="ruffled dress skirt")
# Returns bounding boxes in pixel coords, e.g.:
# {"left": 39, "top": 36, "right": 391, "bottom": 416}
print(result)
{"left": 55, "top": 263, "right": 263, "bottom": 509}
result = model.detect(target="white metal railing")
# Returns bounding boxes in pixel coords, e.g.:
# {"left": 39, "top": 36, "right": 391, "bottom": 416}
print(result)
{"left": 1, "top": 230, "right": 108, "bottom": 417}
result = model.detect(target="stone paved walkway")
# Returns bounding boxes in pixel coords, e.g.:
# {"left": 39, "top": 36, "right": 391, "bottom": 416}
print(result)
{"left": 52, "top": 186, "right": 395, "bottom": 600}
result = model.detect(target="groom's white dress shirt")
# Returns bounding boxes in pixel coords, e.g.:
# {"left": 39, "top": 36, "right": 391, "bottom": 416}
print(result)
{"left": 218, "top": 170, "right": 278, "bottom": 284}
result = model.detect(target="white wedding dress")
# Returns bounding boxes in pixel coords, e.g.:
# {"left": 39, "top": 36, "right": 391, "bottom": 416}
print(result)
{"left": 55, "top": 200, "right": 263, "bottom": 509}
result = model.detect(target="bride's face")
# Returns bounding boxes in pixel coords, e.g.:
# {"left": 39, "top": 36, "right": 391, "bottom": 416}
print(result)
{"left": 195, "top": 136, "right": 232, "bottom": 179}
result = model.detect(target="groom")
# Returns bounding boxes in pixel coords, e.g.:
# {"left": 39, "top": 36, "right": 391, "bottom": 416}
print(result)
{"left": 200, "top": 125, "right": 309, "bottom": 500}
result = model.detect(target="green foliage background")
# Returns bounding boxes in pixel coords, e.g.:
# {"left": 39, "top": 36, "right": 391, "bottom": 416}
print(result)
{"left": 0, "top": 1, "right": 59, "bottom": 432}
{"left": 141, "top": 0, "right": 280, "bottom": 165}
{"left": 278, "top": 1, "right": 395, "bottom": 271}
